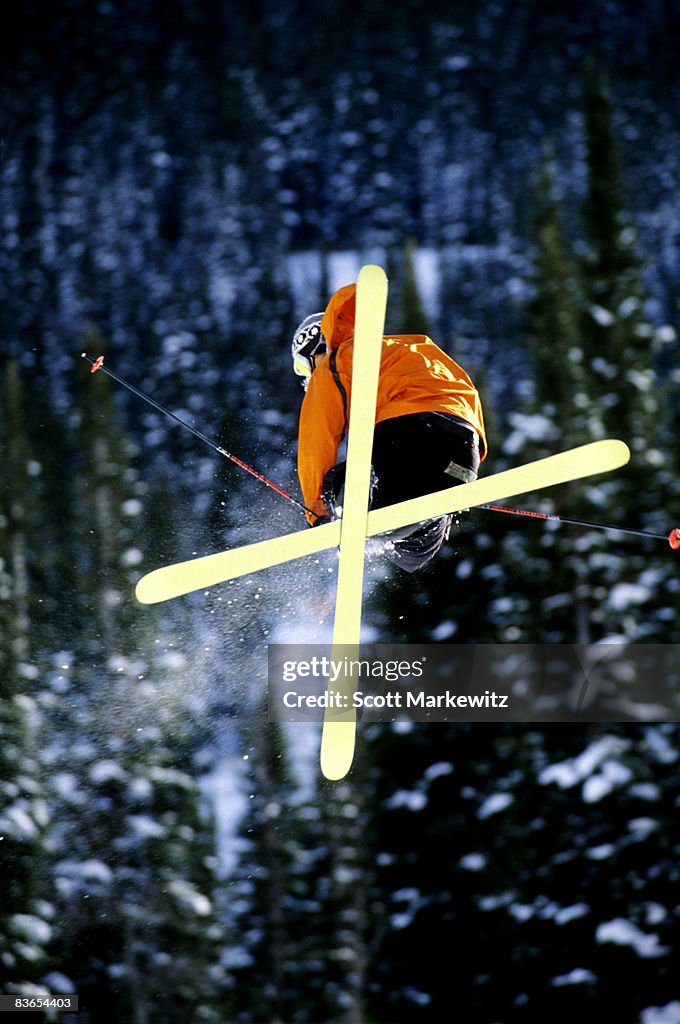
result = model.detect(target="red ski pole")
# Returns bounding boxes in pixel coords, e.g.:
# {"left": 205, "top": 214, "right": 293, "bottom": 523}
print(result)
{"left": 82, "top": 353, "right": 316, "bottom": 519}
{"left": 482, "top": 503, "right": 680, "bottom": 550}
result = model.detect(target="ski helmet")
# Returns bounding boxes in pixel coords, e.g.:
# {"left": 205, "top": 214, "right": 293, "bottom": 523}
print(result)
{"left": 292, "top": 313, "right": 327, "bottom": 389}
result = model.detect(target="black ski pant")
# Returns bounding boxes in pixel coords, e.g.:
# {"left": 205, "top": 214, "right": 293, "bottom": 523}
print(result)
{"left": 370, "top": 411, "right": 481, "bottom": 508}
{"left": 326, "top": 412, "right": 482, "bottom": 572}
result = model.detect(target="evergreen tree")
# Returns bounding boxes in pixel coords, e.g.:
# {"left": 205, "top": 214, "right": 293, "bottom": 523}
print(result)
{"left": 580, "top": 62, "right": 663, "bottom": 480}
{"left": 361, "top": 718, "right": 680, "bottom": 1023}
{"left": 0, "top": 114, "right": 59, "bottom": 376}
{"left": 489, "top": 153, "right": 597, "bottom": 644}
{"left": 581, "top": 63, "right": 648, "bottom": 428}
{"left": 393, "top": 238, "right": 434, "bottom": 337}
{"left": 294, "top": 770, "right": 372, "bottom": 1024}
{"left": 495, "top": 73, "right": 674, "bottom": 646}
{"left": 0, "top": 361, "right": 53, "bottom": 995}
{"left": 45, "top": 360, "right": 230, "bottom": 1021}
{"left": 227, "top": 715, "right": 308, "bottom": 1024}
{"left": 521, "top": 153, "right": 589, "bottom": 437}
{"left": 578, "top": 63, "right": 673, "bottom": 641}
{"left": 228, "top": 718, "right": 373, "bottom": 1024}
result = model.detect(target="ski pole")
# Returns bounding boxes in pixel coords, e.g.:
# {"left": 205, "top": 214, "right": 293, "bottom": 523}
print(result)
{"left": 481, "top": 503, "right": 680, "bottom": 550}
{"left": 82, "top": 353, "right": 316, "bottom": 519}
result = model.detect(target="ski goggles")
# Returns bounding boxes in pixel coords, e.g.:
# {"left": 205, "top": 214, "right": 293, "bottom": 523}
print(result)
{"left": 293, "top": 325, "right": 327, "bottom": 381}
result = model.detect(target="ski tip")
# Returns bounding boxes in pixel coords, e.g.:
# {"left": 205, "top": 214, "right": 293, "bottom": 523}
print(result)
{"left": 135, "top": 574, "right": 164, "bottom": 605}
{"left": 357, "top": 263, "right": 388, "bottom": 286}
{"left": 320, "top": 720, "right": 356, "bottom": 781}
{"left": 596, "top": 438, "right": 630, "bottom": 468}
{"left": 614, "top": 438, "right": 631, "bottom": 461}
{"left": 320, "top": 755, "right": 354, "bottom": 782}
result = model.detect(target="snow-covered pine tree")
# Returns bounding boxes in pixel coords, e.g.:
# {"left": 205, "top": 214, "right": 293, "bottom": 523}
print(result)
{"left": 290, "top": 768, "right": 373, "bottom": 1024}
{"left": 359, "top": 721, "right": 680, "bottom": 1021}
{"left": 580, "top": 61, "right": 655, "bottom": 447}
{"left": 45, "top": 358, "right": 229, "bottom": 1021}
{"left": 226, "top": 714, "right": 311, "bottom": 1024}
{"left": 0, "top": 361, "right": 53, "bottom": 996}
{"left": 493, "top": 69, "right": 674, "bottom": 646}
{"left": 579, "top": 62, "right": 674, "bottom": 642}
{"left": 495, "top": 723, "right": 680, "bottom": 1022}
{"left": 489, "top": 151, "right": 597, "bottom": 644}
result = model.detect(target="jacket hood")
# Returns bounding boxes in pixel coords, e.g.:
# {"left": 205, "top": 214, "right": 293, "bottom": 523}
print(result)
{"left": 320, "top": 283, "right": 356, "bottom": 350}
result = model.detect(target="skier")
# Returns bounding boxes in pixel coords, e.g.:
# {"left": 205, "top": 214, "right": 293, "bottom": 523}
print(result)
{"left": 292, "top": 282, "right": 487, "bottom": 572}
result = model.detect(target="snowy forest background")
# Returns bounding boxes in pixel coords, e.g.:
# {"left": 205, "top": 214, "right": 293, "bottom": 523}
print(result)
{"left": 3, "top": 1, "right": 680, "bottom": 1021}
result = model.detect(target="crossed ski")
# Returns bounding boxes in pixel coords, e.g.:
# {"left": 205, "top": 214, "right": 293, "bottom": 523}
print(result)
{"left": 135, "top": 440, "right": 631, "bottom": 602}
{"left": 135, "top": 265, "right": 631, "bottom": 781}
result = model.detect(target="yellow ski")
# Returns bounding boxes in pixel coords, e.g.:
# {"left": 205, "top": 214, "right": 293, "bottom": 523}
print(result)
{"left": 135, "top": 438, "right": 630, "bottom": 606}
{"left": 135, "top": 520, "right": 341, "bottom": 604}
{"left": 320, "top": 264, "right": 388, "bottom": 781}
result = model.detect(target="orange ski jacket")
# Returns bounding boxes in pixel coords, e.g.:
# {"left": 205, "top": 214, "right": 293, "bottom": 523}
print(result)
{"left": 297, "top": 283, "right": 487, "bottom": 523}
